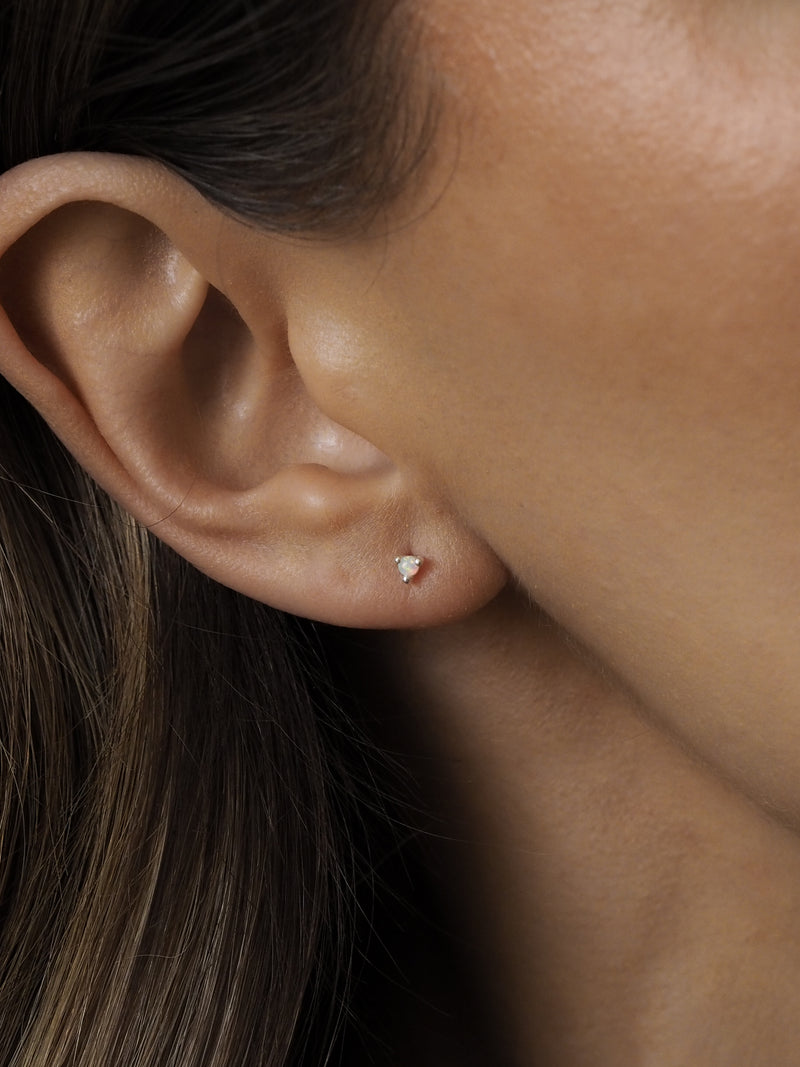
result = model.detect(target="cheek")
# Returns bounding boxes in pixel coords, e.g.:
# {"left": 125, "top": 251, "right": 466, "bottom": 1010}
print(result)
{"left": 288, "top": 0, "right": 800, "bottom": 549}
{"left": 389, "top": 0, "right": 800, "bottom": 503}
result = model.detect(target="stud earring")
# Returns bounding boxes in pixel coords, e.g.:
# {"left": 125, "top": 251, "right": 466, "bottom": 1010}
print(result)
{"left": 395, "top": 555, "right": 423, "bottom": 583}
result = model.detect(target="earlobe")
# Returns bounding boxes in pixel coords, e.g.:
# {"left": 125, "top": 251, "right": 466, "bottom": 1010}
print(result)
{"left": 0, "top": 153, "right": 507, "bottom": 628}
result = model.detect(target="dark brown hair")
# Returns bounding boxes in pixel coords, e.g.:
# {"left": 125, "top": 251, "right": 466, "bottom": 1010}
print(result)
{"left": 0, "top": 0, "right": 432, "bottom": 231}
{"left": 0, "top": 2, "right": 433, "bottom": 1064}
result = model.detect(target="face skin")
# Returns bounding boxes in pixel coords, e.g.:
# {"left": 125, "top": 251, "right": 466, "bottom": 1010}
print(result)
{"left": 273, "top": 0, "right": 800, "bottom": 820}
{"left": 265, "top": 6, "right": 800, "bottom": 1059}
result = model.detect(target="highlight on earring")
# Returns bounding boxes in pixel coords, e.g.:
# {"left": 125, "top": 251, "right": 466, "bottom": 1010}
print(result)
{"left": 395, "top": 555, "right": 423, "bottom": 583}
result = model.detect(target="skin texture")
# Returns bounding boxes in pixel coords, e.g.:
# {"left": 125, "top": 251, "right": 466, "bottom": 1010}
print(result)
{"left": 3, "top": 0, "right": 800, "bottom": 1062}
{"left": 312, "top": 0, "right": 800, "bottom": 823}
{"left": 289, "top": 2, "right": 800, "bottom": 1058}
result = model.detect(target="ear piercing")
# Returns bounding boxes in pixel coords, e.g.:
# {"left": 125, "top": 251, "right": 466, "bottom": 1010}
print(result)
{"left": 395, "top": 555, "right": 423, "bottom": 583}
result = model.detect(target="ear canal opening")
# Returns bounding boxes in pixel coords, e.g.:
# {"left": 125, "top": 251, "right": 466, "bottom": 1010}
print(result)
{"left": 182, "top": 287, "right": 253, "bottom": 413}
{"left": 178, "top": 283, "right": 277, "bottom": 492}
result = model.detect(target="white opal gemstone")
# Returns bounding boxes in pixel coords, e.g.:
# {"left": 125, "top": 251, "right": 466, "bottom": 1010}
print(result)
{"left": 395, "top": 555, "right": 422, "bottom": 583}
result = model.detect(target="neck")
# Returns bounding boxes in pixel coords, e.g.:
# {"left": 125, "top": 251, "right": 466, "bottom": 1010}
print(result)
{"left": 375, "top": 591, "right": 800, "bottom": 1066}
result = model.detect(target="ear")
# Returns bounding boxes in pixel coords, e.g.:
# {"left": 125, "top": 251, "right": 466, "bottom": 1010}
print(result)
{"left": 0, "top": 153, "right": 506, "bottom": 628}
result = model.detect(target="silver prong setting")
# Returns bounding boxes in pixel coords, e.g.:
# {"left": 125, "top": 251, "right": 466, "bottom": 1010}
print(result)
{"left": 395, "top": 555, "right": 423, "bottom": 583}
